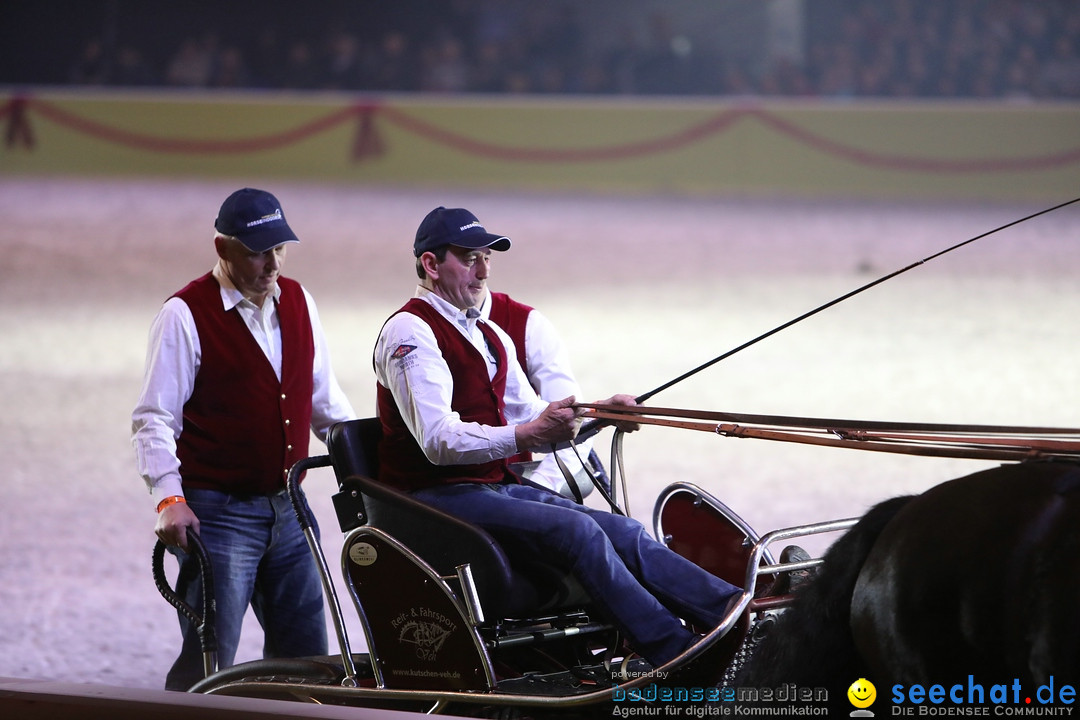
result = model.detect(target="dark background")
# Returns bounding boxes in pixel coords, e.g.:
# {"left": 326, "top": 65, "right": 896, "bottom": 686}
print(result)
{"left": 2, "top": 0, "right": 1078, "bottom": 98}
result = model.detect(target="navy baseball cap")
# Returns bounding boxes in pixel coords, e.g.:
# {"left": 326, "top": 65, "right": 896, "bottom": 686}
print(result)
{"left": 414, "top": 206, "right": 511, "bottom": 257}
{"left": 214, "top": 188, "right": 300, "bottom": 253}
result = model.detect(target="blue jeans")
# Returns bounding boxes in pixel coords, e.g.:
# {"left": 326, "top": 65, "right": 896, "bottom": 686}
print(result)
{"left": 411, "top": 482, "right": 740, "bottom": 666}
{"left": 165, "top": 487, "right": 327, "bottom": 691}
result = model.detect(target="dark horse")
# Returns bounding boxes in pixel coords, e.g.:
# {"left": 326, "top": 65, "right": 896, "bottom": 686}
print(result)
{"left": 736, "top": 460, "right": 1080, "bottom": 710}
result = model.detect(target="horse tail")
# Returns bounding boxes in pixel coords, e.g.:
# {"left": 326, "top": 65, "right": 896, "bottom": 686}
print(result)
{"left": 735, "top": 494, "right": 913, "bottom": 692}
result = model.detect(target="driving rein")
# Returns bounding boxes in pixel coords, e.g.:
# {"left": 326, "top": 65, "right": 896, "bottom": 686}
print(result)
{"left": 578, "top": 403, "right": 1080, "bottom": 463}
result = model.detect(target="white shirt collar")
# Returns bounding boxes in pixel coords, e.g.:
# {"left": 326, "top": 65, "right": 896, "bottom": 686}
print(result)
{"left": 213, "top": 261, "right": 281, "bottom": 311}
{"left": 415, "top": 285, "right": 478, "bottom": 330}
{"left": 477, "top": 290, "right": 493, "bottom": 322}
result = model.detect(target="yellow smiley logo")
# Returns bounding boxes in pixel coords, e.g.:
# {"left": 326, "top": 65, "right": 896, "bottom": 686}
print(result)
{"left": 847, "top": 678, "right": 876, "bottom": 709}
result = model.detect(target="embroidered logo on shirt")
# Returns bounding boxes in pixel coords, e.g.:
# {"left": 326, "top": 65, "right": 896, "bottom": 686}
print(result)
{"left": 391, "top": 344, "right": 417, "bottom": 359}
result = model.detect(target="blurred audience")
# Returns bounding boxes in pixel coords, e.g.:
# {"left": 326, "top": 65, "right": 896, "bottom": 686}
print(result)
{"left": 61, "top": 0, "right": 1079, "bottom": 99}
{"left": 164, "top": 35, "right": 217, "bottom": 88}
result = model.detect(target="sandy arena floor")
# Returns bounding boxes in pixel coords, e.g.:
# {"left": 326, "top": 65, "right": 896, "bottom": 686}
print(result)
{"left": 1, "top": 177, "right": 1077, "bottom": 689}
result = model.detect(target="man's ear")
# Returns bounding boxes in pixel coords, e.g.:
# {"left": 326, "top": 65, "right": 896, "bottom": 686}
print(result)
{"left": 214, "top": 235, "right": 229, "bottom": 261}
{"left": 419, "top": 251, "right": 440, "bottom": 278}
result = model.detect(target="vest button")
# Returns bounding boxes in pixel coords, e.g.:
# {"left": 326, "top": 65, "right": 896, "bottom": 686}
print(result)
{"left": 284, "top": 419, "right": 291, "bottom": 425}
{"left": 281, "top": 393, "right": 287, "bottom": 400}
{"left": 287, "top": 444, "right": 293, "bottom": 451}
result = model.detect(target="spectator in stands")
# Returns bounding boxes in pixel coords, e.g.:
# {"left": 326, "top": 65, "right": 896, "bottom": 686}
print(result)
{"left": 69, "top": 38, "right": 109, "bottom": 85}
{"left": 111, "top": 46, "right": 155, "bottom": 86}
{"left": 279, "top": 40, "right": 321, "bottom": 90}
{"left": 210, "top": 46, "right": 250, "bottom": 88}
{"left": 165, "top": 35, "right": 217, "bottom": 87}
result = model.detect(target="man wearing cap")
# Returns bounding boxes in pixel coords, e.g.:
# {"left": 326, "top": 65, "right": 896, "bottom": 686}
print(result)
{"left": 373, "top": 206, "right": 741, "bottom": 671}
{"left": 132, "top": 188, "right": 355, "bottom": 690}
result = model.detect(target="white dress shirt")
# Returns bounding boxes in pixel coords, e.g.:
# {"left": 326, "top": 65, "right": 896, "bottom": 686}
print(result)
{"left": 373, "top": 287, "right": 549, "bottom": 468}
{"left": 131, "top": 262, "right": 356, "bottom": 506}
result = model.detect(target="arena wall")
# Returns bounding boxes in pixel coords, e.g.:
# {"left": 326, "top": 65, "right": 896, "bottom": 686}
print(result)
{"left": 2, "top": 91, "right": 1078, "bottom": 201}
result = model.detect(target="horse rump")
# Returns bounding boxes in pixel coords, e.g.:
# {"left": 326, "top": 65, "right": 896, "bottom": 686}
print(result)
{"left": 851, "top": 460, "right": 1080, "bottom": 689}
{"left": 738, "top": 460, "right": 1080, "bottom": 708}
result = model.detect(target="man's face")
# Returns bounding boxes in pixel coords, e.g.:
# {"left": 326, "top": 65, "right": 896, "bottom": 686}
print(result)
{"left": 218, "top": 239, "right": 286, "bottom": 302}
{"left": 429, "top": 246, "right": 492, "bottom": 310}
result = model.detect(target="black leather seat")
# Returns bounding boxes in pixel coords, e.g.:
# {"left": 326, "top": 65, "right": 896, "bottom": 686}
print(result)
{"left": 327, "top": 419, "right": 591, "bottom": 621}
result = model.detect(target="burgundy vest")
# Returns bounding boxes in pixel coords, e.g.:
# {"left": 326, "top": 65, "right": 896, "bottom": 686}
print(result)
{"left": 376, "top": 298, "right": 514, "bottom": 492}
{"left": 487, "top": 292, "right": 535, "bottom": 464}
{"left": 487, "top": 292, "right": 533, "bottom": 377}
{"left": 174, "top": 273, "right": 314, "bottom": 495}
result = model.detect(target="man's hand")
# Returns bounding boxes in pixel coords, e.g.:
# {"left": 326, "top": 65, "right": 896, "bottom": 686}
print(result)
{"left": 155, "top": 502, "right": 200, "bottom": 551}
{"left": 516, "top": 396, "right": 584, "bottom": 451}
{"left": 597, "top": 394, "right": 641, "bottom": 432}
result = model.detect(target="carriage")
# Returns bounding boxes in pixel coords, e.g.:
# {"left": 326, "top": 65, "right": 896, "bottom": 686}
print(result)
{"left": 154, "top": 404, "right": 1080, "bottom": 717}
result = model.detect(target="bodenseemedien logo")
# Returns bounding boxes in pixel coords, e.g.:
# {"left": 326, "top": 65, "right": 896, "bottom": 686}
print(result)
{"left": 612, "top": 682, "right": 830, "bottom": 715}
{"left": 849, "top": 678, "right": 877, "bottom": 717}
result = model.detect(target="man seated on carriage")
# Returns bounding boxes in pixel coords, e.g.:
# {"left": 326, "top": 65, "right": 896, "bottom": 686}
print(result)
{"left": 371, "top": 206, "right": 742, "bottom": 669}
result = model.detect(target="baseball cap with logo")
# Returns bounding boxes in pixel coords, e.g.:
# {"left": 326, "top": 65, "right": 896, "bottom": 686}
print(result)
{"left": 214, "top": 188, "right": 300, "bottom": 253}
{"left": 413, "top": 206, "right": 511, "bottom": 257}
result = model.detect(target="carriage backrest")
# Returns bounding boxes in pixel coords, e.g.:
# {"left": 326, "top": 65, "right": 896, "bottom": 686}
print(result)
{"left": 327, "top": 417, "right": 382, "bottom": 482}
{"left": 324, "top": 418, "right": 545, "bottom": 616}
{"left": 326, "top": 418, "right": 382, "bottom": 531}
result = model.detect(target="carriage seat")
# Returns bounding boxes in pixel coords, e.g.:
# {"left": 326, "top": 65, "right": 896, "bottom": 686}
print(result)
{"left": 326, "top": 418, "right": 592, "bottom": 621}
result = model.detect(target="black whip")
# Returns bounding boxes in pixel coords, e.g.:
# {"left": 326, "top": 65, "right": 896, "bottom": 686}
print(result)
{"left": 579, "top": 195, "right": 1080, "bottom": 440}
{"left": 152, "top": 528, "right": 217, "bottom": 654}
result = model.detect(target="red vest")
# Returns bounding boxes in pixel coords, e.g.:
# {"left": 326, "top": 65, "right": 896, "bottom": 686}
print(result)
{"left": 487, "top": 292, "right": 533, "bottom": 376}
{"left": 174, "top": 273, "right": 314, "bottom": 495}
{"left": 487, "top": 292, "right": 535, "bottom": 465}
{"left": 376, "top": 298, "right": 514, "bottom": 492}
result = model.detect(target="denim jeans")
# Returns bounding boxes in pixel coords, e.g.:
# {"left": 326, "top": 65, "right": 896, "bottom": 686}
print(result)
{"left": 164, "top": 487, "right": 327, "bottom": 691}
{"left": 411, "top": 482, "right": 740, "bottom": 666}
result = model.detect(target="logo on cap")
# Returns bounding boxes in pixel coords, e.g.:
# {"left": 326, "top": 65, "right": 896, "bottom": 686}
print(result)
{"left": 247, "top": 209, "right": 284, "bottom": 228}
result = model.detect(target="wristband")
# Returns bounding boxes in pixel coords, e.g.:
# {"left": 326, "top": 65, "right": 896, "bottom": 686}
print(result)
{"left": 156, "top": 495, "right": 187, "bottom": 513}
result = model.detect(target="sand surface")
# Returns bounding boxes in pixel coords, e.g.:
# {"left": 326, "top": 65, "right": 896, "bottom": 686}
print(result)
{"left": 1, "top": 177, "right": 1077, "bottom": 688}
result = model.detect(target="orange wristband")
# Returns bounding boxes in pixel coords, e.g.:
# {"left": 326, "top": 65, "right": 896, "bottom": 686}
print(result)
{"left": 156, "top": 495, "right": 187, "bottom": 513}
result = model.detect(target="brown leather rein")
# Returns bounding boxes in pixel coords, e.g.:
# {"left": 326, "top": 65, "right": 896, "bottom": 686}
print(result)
{"left": 577, "top": 403, "right": 1080, "bottom": 462}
